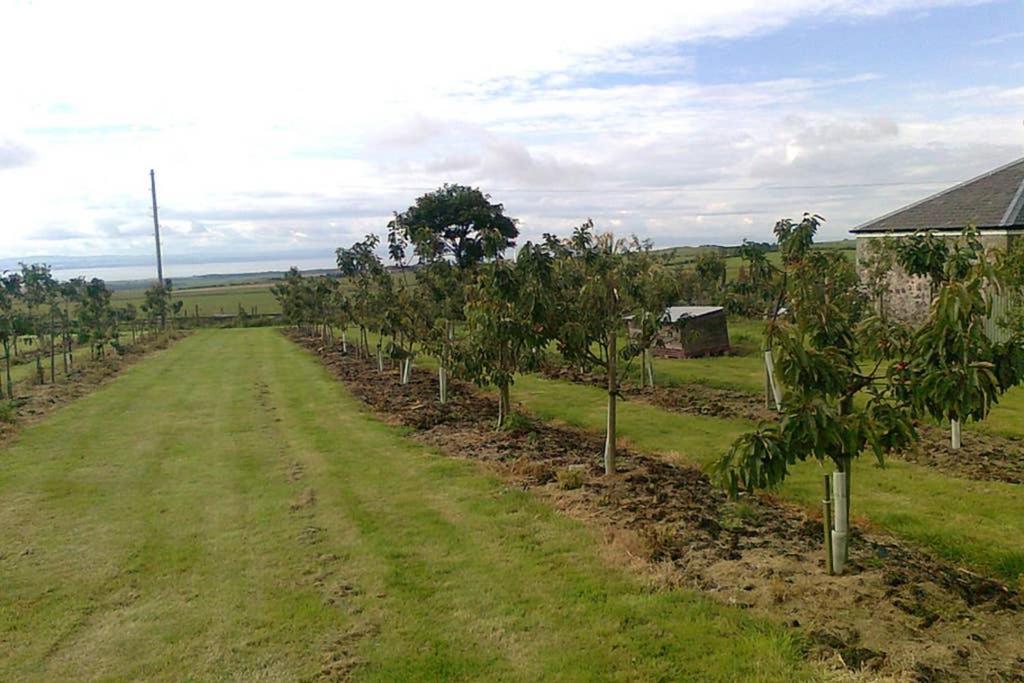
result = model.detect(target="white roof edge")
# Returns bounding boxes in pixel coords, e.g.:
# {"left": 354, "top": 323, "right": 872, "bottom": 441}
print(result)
{"left": 851, "top": 155, "right": 1024, "bottom": 232}
{"left": 1001, "top": 178, "right": 1024, "bottom": 226}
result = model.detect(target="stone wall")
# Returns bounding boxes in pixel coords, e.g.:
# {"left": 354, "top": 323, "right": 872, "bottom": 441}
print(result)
{"left": 855, "top": 232, "right": 1013, "bottom": 325}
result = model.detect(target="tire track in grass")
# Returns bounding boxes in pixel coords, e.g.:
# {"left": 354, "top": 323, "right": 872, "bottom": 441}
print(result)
{"left": 273, "top": 330, "right": 812, "bottom": 681}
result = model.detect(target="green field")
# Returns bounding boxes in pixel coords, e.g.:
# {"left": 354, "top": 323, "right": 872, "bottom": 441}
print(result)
{"left": 353, "top": 326, "right": 1024, "bottom": 582}
{"left": 0, "top": 329, "right": 810, "bottom": 680}
{"left": 655, "top": 240, "right": 857, "bottom": 279}
{"left": 112, "top": 282, "right": 282, "bottom": 316}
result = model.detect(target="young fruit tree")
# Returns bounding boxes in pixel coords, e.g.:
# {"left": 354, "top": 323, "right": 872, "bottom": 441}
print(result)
{"left": 895, "top": 229, "right": 1024, "bottom": 449}
{"left": 712, "top": 217, "right": 1024, "bottom": 575}
{"left": 544, "top": 220, "right": 676, "bottom": 475}
{"left": 336, "top": 235, "right": 387, "bottom": 359}
{"left": 0, "top": 272, "right": 20, "bottom": 399}
{"left": 77, "top": 279, "right": 118, "bottom": 358}
{"left": 19, "top": 263, "right": 56, "bottom": 385}
{"left": 459, "top": 242, "right": 554, "bottom": 427}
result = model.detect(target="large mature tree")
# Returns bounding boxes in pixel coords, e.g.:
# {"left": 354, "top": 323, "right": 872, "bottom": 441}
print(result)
{"left": 389, "top": 184, "right": 518, "bottom": 268}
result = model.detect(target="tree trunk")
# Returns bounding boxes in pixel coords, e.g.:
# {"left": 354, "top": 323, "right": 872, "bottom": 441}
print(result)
{"left": 35, "top": 334, "right": 43, "bottom": 385}
{"left": 604, "top": 330, "right": 618, "bottom": 475}
{"left": 49, "top": 312, "right": 56, "bottom": 383}
{"left": 497, "top": 382, "right": 511, "bottom": 429}
{"left": 764, "top": 350, "right": 782, "bottom": 411}
{"left": 3, "top": 338, "right": 11, "bottom": 399}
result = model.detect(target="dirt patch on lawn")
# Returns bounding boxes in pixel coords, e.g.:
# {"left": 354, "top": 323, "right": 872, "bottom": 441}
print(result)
{"left": 541, "top": 364, "right": 1024, "bottom": 486}
{"left": 293, "top": 332, "right": 1024, "bottom": 682}
{"left": 0, "top": 332, "right": 189, "bottom": 449}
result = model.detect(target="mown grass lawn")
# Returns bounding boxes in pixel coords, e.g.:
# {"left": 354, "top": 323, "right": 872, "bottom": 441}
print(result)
{"left": 0, "top": 328, "right": 811, "bottom": 681}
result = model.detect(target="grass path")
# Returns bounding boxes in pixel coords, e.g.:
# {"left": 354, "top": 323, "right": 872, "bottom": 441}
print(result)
{"left": 0, "top": 328, "right": 810, "bottom": 681}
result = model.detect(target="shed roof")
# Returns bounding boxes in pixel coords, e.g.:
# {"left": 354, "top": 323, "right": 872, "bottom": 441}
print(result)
{"left": 852, "top": 156, "right": 1024, "bottom": 234}
{"left": 663, "top": 306, "right": 724, "bottom": 323}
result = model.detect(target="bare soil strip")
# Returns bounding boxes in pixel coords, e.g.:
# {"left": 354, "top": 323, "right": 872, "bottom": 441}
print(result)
{"left": 0, "top": 332, "right": 189, "bottom": 448}
{"left": 292, "top": 332, "right": 1024, "bottom": 682}
{"left": 541, "top": 365, "right": 1024, "bottom": 486}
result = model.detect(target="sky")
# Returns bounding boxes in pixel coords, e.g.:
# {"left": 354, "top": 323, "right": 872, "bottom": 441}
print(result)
{"left": 2, "top": 0, "right": 1023, "bottom": 272}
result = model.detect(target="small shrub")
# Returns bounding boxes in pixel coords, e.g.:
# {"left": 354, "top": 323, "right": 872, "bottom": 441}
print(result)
{"left": 500, "top": 410, "right": 533, "bottom": 433}
{"left": 720, "top": 500, "right": 760, "bottom": 531}
{"left": 0, "top": 400, "right": 16, "bottom": 423}
{"left": 556, "top": 465, "right": 587, "bottom": 490}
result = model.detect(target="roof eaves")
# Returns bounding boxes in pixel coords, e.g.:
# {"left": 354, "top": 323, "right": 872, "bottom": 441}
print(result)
{"left": 851, "top": 156, "right": 1024, "bottom": 234}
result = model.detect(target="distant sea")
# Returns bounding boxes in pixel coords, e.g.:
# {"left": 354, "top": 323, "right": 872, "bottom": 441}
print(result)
{"left": 50, "top": 256, "right": 338, "bottom": 283}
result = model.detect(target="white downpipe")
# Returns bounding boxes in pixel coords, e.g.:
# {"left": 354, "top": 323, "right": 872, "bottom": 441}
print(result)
{"left": 951, "top": 419, "right": 962, "bottom": 450}
{"left": 764, "top": 351, "right": 783, "bottom": 411}
{"left": 831, "top": 471, "right": 848, "bottom": 575}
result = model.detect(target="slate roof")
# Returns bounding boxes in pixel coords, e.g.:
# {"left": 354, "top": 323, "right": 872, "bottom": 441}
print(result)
{"left": 663, "top": 306, "right": 724, "bottom": 323}
{"left": 852, "top": 157, "right": 1024, "bottom": 233}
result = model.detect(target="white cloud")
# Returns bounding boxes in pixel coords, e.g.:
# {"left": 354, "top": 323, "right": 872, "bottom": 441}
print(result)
{"left": 1, "top": 0, "right": 1019, "bottom": 265}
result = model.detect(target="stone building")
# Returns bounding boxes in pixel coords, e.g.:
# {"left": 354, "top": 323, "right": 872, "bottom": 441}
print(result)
{"left": 852, "top": 156, "right": 1024, "bottom": 324}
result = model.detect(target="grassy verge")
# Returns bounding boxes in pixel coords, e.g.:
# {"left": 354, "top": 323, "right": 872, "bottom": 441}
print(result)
{"left": 345, "top": 328, "right": 1024, "bottom": 582}
{"left": 0, "top": 328, "right": 811, "bottom": 680}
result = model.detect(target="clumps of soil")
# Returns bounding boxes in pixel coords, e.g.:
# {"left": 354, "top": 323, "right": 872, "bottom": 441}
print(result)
{"left": 901, "top": 427, "right": 1024, "bottom": 485}
{"left": 292, "top": 331, "right": 1024, "bottom": 682}
{"left": 542, "top": 362, "right": 1024, "bottom": 486}
{"left": 542, "top": 363, "right": 777, "bottom": 422}
{"left": 0, "top": 332, "right": 189, "bottom": 448}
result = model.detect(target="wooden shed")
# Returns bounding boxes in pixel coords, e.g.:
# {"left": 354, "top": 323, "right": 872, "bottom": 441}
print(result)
{"left": 641, "top": 306, "right": 731, "bottom": 358}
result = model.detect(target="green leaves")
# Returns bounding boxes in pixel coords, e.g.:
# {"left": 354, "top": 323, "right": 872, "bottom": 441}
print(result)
{"left": 713, "top": 221, "right": 1023, "bottom": 498}
{"left": 388, "top": 184, "right": 519, "bottom": 268}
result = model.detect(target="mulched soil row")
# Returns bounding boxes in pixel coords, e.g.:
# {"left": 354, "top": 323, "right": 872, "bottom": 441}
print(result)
{"left": 0, "top": 332, "right": 189, "bottom": 447}
{"left": 540, "top": 365, "right": 1024, "bottom": 486}
{"left": 292, "top": 331, "right": 1024, "bottom": 682}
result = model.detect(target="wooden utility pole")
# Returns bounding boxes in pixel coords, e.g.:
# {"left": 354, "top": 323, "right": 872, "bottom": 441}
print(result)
{"left": 150, "top": 169, "right": 164, "bottom": 285}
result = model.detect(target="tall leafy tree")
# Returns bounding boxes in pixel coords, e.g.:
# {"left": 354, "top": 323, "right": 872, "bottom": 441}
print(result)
{"left": 543, "top": 220, "right": 674, "bottom": 475}
{"left": 389, "top": 184, "right": 518, "bottom": 268}
{"left": 20, "top": 263, "right": 55, "bottom": 384}
{"left": 0, "top": 272, "right": 20, "bottom": 398}
{"left": 712, "top": 217, "right": 1023, "bottom": 574}
{"left": 389, "top": 185, "right": 520, "bottom": 402}
{"left": 336, "top": 235, "right": 386, "bottom": 358}
{"left": 459, "top": 242, "right": 555, "bottom": 427}
{"left": 78, "top": 279, "right": 117, "bottom": 357}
